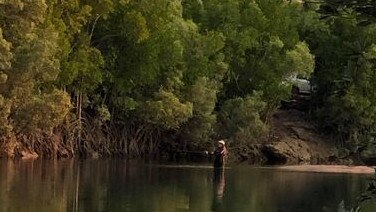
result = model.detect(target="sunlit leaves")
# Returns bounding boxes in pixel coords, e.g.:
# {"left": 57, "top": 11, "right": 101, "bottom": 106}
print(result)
{"left": 13, "top": 89, "right": 71, "bottom": 133}
{"left": 178, "top": 77, "right": 219, "bottom": 146}
{"left": 142, "top": 89, "right": 193, "bottom": 130}
{"left": 0, "top": 0, "right": 347, "bottom": 156}
{"left": 122, "top": 11, "right": 149, "bottom": 43}
{"left": 0, "top": 0, "right": 82, "bottom": 137}
{"left": 53, "top": 0, "right": 92, "bottom": 34}
{"left": 96, "top": 0, "right": 226, "bottom": 140}
{"left": 60, "top": 36, "right": 104, "bottom": 93}
{"left": 0, "top": 73, "right": 7, "bottom": 84}
{"left": 0, "top": 28, "right": 12, "bottom": 71}
{"left": 286, "top": 41, "right": 315, "bottom": 78}
{"left": 218, "top": 92, "right": 268, "bottom": 145}
{"left": 0, "top": 95, "right": 12, "bottom": 136}
{"left": 187, "top": 77, "right": 218, "bottom": 116}
{"left": 83, "top": 0, "right": 115, "bottom": 18}
{"left": 184, "top": 0, "right": 308, "bottom": 111}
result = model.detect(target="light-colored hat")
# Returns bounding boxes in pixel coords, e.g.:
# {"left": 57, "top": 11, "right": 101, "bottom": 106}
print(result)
{"left": 218, "top": 140, "right": 225, "bottom": 145}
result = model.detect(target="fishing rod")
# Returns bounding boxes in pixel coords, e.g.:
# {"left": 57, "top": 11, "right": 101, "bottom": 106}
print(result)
{"left": 175, "top": 150, "right": 211, "bottom": 155}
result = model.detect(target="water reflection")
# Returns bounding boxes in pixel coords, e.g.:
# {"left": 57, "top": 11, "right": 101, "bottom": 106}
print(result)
{"left": 343, "top": 177, "right": 376, "bottom": 212}
{"left": 212, "top": 168, "right": 226, "bottom": 211}
{"left": 0, "top": 159, "right": 79, "bottom": 212}
{"left": 0, "top": 159, "right": 374, "bottom": 212}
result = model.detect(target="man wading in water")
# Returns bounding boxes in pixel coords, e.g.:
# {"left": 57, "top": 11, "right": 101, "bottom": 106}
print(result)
{"left": 213, "top": 140, "right": 228, "bottom": 168}
{"left": 212, "top": 140, "right": 227, "bottom": 211}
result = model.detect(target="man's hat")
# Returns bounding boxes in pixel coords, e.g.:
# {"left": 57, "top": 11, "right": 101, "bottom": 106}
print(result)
{"left": 218, "top": 140, "right": 225, "bottom": 145}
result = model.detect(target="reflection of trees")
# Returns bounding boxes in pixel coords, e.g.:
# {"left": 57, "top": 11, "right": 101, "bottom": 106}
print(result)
{"left": 0, "top": 160, "right": 77, "bottom": 211}
{"left": 80, "top": 163, "right": 214, "bottom": 211}
{"left": 109, "top": 165, "right": 213, "bottom": 211}
{"left": 0, "top": 161, "right": 371, "bottom": 212}
{"left": 0, "top": 159, "right": 125, "bottom": 211}
{"left": 0, "top": 160, "right": 14, "bottom": 212}
{"left": 224, "top": 168, "right": 367, "bottom": 211}
{"left": 343, "top": 177, "right": 376, "bottom": 212}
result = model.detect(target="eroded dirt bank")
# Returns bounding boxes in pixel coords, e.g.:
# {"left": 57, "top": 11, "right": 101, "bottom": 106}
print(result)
{"left": 237, "top": 109, "right": 352, "bottom": 165}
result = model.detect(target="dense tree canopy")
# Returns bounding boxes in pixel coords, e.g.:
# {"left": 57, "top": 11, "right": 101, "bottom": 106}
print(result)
{"left": 297, "top": 0, "right": 376, "bottom": 160}
{"left": 0, "top": 0, "right": 375, "bottom": 159}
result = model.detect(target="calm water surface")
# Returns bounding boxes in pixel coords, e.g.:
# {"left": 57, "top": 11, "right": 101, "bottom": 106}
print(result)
{"left": 0, "top": 159, "right": 375, "bottom": 212}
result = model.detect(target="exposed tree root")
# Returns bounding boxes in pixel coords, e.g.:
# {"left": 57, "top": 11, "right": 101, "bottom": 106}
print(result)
{"left": 0, "top": 117, "right": 161, "bottom": 159}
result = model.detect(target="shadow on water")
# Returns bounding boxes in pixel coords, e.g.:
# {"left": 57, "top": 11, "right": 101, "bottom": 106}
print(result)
{"left": 0, "top": 159, "right": 376, "bottom": 212}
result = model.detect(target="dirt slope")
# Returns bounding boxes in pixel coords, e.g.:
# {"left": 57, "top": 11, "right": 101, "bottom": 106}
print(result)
{"left": 266, "top": 109, "right": 335, "bottom": 164}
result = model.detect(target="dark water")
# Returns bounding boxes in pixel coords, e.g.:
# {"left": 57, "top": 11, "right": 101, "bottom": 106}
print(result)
{"left": 0, "top": 160, "right": 375, "bottom": 212}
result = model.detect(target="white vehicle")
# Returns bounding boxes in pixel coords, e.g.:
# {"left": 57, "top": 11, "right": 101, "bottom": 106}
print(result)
{"left": 281, "top": 75, "right": 313, "bottom": 110}
{"left": 289, "top": 76, "right": 311, "bottom": 96}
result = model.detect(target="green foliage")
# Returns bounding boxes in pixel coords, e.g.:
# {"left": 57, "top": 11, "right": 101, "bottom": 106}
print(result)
{"left": 303, "top": 6, "right": 376, "bottom": 148}
{"left": 96, "top": 104, "right": 111, "bottom": 123}
{"left": 59, "top": 36, "right": 104, "bottom": 93}
{"left": 5, "top": 0, "right": 371, "bottom": 159}
{"left": 142, "top": 89, "right": 193, "bottom": 130}
{"left": 12, "top": 89, "right": 71, "bottom": 134}
{"left": 122, "top": 10, "right": 150, "bottom": 43}
{"left": 187, "top": 77, "right": 218, "bottom": 116}
{"left": 287, "top": 42, "right": 315, "bottom": 78}
{"left": 0, "top": 95, "right": 12, "bottom": 136}
{"left": 293, "top": 1, "right": 376, "bottom": 173}
{"left": 0, "top": 27, "right": 10, "bottom": 108}
{"left": 178, "top": 77, "right": 219, "bottom": 147}
{"left": 0, "top": 28, "right": 12, "bottom": 71}
{"left": 360, "top": 135, "right": 376, "bottom": 164}
{"left": 218, "top": 93, "right": 268, "bottom": 146}
{"left": 95, "top": 0, "right": 226, "bottom": 137}
{"left": 319, "top": 0, "right": 376, "bottom": 26}
{"left": 182, "top": 0, "right": 314, "bottom": 121}
{"left": 0, "top": 0, "right": 74, "bottom": 139}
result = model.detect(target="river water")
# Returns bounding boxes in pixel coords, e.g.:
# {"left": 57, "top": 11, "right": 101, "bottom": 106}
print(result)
{"left": 0, "top": 159, "right": 375, "bottom": 212}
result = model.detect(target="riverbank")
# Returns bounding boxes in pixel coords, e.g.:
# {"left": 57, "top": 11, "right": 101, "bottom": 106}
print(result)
{"left": 276, "top": 165, "right": 375, "bottom": 174}
{"left": 234, "top": 109, "right": 358, "bottom": 166}
{"left": 1, "top": 108, "right": 363, "bottom": 166}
